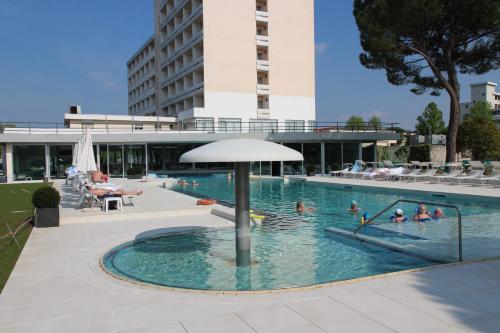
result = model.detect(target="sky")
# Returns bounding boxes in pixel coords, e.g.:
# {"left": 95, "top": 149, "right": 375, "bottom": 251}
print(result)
{"left": 0, "top": 0, "right": 498, "bottom": 129}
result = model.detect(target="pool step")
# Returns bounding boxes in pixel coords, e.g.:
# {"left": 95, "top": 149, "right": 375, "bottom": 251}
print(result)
{"left": 325, "top": 227, "right": 450, "bottom": 264}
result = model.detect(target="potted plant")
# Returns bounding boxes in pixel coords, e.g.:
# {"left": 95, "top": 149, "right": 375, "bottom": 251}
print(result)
{"left": 32, "top": 186, "right": 61, "bottom": 228}
{"left": 127, "top": 166, "right": 144, "bottom": 179}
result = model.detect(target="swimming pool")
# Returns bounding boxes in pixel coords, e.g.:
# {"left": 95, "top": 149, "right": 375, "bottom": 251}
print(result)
{"left": 102, "top": 175, "right": 500, "bottom": 291}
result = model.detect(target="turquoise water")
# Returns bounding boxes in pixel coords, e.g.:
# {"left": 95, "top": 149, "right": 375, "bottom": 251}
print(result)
{"left": 102, "top": 175, "right": 500, "bottom": 291}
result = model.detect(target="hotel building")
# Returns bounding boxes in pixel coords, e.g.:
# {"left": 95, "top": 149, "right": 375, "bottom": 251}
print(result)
{"left": 460, "top": 81, "right": 500, "bottom": 127}
{"left": 127, "top": 0, "right": 316, "bottom": 131}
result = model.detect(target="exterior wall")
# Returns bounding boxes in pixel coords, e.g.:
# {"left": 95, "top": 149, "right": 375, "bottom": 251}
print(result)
{"left": 460, "top": 82, "right": 500, "bottom": 120}
{"left": 267, "top": 0, "right": 315, "bottom": 98}
{"left": 130, "top": 0, "right": 316, "bottom": 125}
{"left": 203, "top": 1, "right": 257, "bottom": 93}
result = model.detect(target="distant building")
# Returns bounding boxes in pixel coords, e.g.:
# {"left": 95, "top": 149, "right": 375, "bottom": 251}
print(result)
{"left": 127, "top": 0, "right": 316, "bottom": 131}
{"left": 460, "top": 81, "right": 500, "bottom": 127}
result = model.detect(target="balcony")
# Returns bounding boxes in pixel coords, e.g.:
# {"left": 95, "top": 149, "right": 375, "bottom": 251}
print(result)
{"left": 257, "top": 109, "right": 270, "bottom": 119}
{"left": 257, "top": 84, "right": 270, "bottom": 95}
{"left": 257, "top": 60, "right": 270, "bottom": 71}
{"left": 256, "top": 11, "right": 268, "bottom": 22}
{"left": 256, "top": 35, "right": 269, "bottom": 46}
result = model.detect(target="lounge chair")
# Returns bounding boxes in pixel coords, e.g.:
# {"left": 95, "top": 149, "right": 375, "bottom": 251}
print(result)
{"left": 430, "top": 168, "right": 464, "bottom": 184}
{"left": 342, "top": 160, "right": 366, "bottom": 178}
{"left": 471, "top": 170, "right": 500, "bottom": 186}
{"left": 406, "top": 168, "right": 438, "bottom": 182}
{"left": 393, "top": 168, "right": 420, "bottom": 182}
{"left": 444, "top": 169, "right": 484, "bottom": 185}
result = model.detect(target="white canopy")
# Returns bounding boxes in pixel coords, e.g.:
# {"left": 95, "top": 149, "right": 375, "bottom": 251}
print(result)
{"left": 76, "top": 128, "right": 98, "bottom": 173}
{"left": 180, "top": 139, "right": 304, "bottom": 163}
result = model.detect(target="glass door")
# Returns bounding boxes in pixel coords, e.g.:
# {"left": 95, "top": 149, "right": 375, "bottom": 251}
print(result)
{"left": 108, "top": 145, "right": 124, "bottom": 177}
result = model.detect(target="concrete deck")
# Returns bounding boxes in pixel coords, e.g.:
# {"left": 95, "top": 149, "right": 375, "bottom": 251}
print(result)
{"left": 1, "top": 179, "right": 500, "bottom": 332}
{"left": 307, "top": 176, "right": 500, "bottom": 199}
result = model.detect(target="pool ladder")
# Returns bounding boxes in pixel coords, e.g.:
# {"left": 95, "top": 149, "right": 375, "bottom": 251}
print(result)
{"left": 354, "top": 199, "right": 463, "bottom": 261}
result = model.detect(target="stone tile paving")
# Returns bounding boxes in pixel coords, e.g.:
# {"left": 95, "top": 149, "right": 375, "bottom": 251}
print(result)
{"left": 1, "top": 183, "right": 500, "bottom": 332}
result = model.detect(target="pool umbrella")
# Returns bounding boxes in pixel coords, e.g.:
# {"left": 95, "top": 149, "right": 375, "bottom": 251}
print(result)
{"left": 72, "top": 138, "right": 81, "bottom": 166}
{"left": 77, "top": 128, "right": 97, "bottom": 173}
{"left": 180, "top": 139, "right": 303, "bottom": 267}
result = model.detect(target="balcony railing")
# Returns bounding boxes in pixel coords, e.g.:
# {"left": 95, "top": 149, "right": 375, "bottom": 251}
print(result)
{"left": 0, "top": 121, "right": 401, "bottom": 135}
{"left": 256, "top": 11, "right": 269, "bottom": 22}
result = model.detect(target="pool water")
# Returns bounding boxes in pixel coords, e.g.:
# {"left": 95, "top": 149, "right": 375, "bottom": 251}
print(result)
{"left": 102, "top": 175, "right": 500, "bottom": 291}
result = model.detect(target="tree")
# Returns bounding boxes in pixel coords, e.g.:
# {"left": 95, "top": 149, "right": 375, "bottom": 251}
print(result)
{"left": 457, "top": 102, "right": 500, "bottom": 160}
{"left": 353, "top": 0, "right": 500, "bottom": 162}
{"left": 415, "top": 102, "right": 447, "bottom": 136}
{"left": 368, "top": 115, "right": 382, "bottom": 130}
{"left": 346, "top": 115, "right": 365, "bottom": 130}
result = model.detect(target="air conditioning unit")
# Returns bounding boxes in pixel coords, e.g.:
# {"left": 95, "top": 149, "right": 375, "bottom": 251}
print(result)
{"left": 69, "top": 105, "right": 81, "bottom": 114}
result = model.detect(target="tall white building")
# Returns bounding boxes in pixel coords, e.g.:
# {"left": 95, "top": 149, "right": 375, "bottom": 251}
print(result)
{"left": 460, "top": 82, "right": 500, "bottom": 115}
{"left": 127, "top": 0, "right": 316, "bottom": 131}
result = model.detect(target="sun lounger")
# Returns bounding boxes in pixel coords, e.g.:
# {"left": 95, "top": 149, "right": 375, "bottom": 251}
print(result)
{"left": 406, "top": 168, "right": 437, "bottom": 182}
{"left": 444, "top": 169, "right": 484, "bottom": 185}
{"left": 430, "top": 168, "right": 463, "bottom": 184}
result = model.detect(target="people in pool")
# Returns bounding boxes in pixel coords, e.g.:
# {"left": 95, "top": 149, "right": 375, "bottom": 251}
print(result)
{"left": 413, "top": 204, "right": 431, "bottom": 222}
{"left": 191, "top": 180, "right": 199, "bottom": 187}
{"left": 391, "top": 208, "right": 407, "bottom": 223}
{"left": 348, "top": 200, "right": 360, "bottom": 213}
{"left": 296, "top": 201, "right": 315, "bottom": 213}
{"left": 361, "top": 212, "right": 369, "bottom": 225}
{"left": 432, "top": 208, "right": 446, "bottom": 219}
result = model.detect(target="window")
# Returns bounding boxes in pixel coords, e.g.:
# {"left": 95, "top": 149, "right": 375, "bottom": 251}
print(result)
{"left": 195, "top": 118, "right": 214, "bottom": 132}
{"left": 249, "top": 119, "right": 278, "bottom": 133}
{"left": 285, "top": 120, "right": 305, "bottom": 132}
{"left": 134, "top": 123, "right": 144, "bottom": 130}
{"left": 218, "top": 118, "right": 241, "bottom": 133}
{"left": 81, "top": 122, "right": 94, "bottom": 129}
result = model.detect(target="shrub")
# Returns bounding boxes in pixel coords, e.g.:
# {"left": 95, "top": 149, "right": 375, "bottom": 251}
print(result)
{"left": 409, "top": 145, "right": 430, "bottom": 162}
{"left": 32, "top": 186, "right": 61, "bottom": 209}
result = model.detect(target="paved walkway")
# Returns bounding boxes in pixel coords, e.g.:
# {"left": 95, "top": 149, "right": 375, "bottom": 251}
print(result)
{"left": 1, "top": 181, "right": 500, "bottom": 332}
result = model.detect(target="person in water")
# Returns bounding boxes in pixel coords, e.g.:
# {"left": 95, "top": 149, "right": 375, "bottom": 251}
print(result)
{"left": 296, "top": 201, "right": 315, "bottom": 213}
{"left": 414, "top": 204, "right": 431, "bottom": 222}
{"left": 432, "top": 208, "right": 446, "bottom": 219}
{"left": 391, "top": 208, "right": 407, "bottom": 223}
{"left": 348, "top": 200, "right": 360, "bottom": 213}
{"left": 191, "top": 180, "right": 199, "bottom": 186}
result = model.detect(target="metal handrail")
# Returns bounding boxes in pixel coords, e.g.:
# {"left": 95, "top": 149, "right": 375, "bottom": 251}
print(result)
{"left": 354, "top": 199, "right": 463, "bottom": 261}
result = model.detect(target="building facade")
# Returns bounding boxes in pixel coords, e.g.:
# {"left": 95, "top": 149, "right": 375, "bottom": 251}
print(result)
{"left": 127, "top": 37, "right": 156, "bottom": 116}
{"left": 460, "top": 82, "right": 500, "bottom": 118}
{"left": 0, "top": 114, "right": 399, "bottom": 183}
{"left": 127, "top": 0, "right": 316, "bottom": 131}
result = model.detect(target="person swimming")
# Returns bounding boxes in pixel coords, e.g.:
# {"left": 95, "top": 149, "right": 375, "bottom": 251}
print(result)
{"left": 414, "top": 204, "right": 431, "bottom": 222}
{"left": 191, "top": 180, "right": 199, "bottom": 186}
{"left": 391, "top": 208, "right": 407, "bottom": 223}
{"left": 296, "top": 201, "right": 315, "bottom": 213}
{"left": 432, "top": 208, "right": 446, "bottom": 219}
{"left": 348, "top": 200, "right": 360, "bottom": 213}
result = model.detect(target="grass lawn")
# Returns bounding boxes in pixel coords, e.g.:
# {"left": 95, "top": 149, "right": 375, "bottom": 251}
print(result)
{"left": 0, "top": 183, "right": 47, "bottom": 292}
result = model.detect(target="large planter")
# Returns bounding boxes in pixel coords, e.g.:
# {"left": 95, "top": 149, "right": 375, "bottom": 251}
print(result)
{"left": 35, "top": 207, "right": 60, "bottom": 228}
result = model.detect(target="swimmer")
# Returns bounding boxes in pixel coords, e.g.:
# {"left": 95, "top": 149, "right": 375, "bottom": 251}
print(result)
{"left": 432, "top": 208, "right": 446, "bottom": 219}
{"left": 414, "top": 204, "right": 431, "bottom": 222}
{"left": 296, "top": 201, "right": 315, "bottom": 213}
{"left": 191, "top": 180, "right": 199, "bottom": 187}
{"left": 361, "top": 212, "right": 370, "bottom": 225}
{"left": 391, "top": 208, "right": 407, "bottom": 223}
{"left": 348, "top": 200, "right": 360, "bottom": 213}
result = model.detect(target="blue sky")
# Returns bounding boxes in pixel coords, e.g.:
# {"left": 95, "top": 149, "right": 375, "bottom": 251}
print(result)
{"left": 0, "top": 0, "right": 497, "bottom": 128}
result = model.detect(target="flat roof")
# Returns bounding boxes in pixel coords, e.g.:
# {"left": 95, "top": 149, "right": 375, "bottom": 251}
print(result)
{"left": 0, "top": 131, "right": 400, "bottom": 145}
{"left": 64, "top": 113, "right": 176, "bottom": 123}
{"left": 126, "top": 35, "right": 155, "bottom": 66}
{"left": 470, "top": 81, "right": 497, "bottom": 87}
